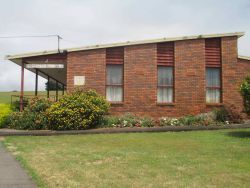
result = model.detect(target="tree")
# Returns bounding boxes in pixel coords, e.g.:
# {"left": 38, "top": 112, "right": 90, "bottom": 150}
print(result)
{"left": 45, "top": 81, "right": 63, "bottom": 91}
{"left": 240, "top": 76, "right": 250, "bottom": 114}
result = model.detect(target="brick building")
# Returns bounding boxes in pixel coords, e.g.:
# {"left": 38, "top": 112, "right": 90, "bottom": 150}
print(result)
{"left": 6, "top": 32, "right": 250, "bottom": 117}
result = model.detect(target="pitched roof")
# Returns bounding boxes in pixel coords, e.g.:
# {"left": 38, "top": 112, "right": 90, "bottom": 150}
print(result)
{"left": 238, "top": 55, "right": 250, "bottom": 61}
{"left": 5, "top": 32, "right": 245, "bottom": 60}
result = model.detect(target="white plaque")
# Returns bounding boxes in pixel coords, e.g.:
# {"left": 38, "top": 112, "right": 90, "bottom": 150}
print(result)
{"left": 74, "top": 76, "right": 85, "bottom": 86}
{"left": 26, "top": 64, "right": 64, "bottom": 69}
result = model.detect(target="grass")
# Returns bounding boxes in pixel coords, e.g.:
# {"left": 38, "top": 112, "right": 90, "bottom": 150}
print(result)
{"left": 0, "top": 91, "right": 62, "bottom": 104}
{"left": 1, "top": 129, "right": 250, "bottom": 188}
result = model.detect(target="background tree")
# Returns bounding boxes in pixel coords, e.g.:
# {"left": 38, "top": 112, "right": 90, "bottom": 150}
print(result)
{"left": 45, "top": 81, "right": 63, "bottom": 91}
{"left": 240, "top": 76, "right": 250, "bottom": 114}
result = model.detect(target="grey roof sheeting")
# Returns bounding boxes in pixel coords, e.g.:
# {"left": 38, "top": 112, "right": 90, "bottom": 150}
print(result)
{"left": 238, "top": 55, "right": 250, "bottom": 61}
{"left": 5, "top": 32, "right": 245, "bottom": 60}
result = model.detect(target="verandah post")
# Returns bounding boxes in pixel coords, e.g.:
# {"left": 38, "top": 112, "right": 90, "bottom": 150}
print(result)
{"left": 20, "top": 60, "right": 25, "bottom": 111}
{"left": 56, "top": 81, "right": 58, "bottom": 101}
{"left": 47, "top": 76, "right": 50, "bottom": 99}
{"left": 35, "top": 69, "right": 38, "bottom": 96}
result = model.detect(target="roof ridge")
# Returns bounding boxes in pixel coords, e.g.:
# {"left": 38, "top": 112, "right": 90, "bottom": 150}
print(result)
{"left": 6, "top": 32, "right": 245, "bottom": 60}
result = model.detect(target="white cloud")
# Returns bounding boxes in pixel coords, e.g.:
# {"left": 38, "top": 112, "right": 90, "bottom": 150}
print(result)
{"left": 0, "top": 0, "right": 250, "bottom": 91}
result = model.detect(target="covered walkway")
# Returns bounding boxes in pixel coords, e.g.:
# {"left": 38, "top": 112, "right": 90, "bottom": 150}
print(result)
{"left": 7, "top": 51, "right": 67, "bottom": 110}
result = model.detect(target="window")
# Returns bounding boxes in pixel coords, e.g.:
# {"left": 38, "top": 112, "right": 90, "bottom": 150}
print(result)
{"left": 157, "top": 42, "right": 174, "bottom": 103}
{"left": 157, "top": 66, "right": 173, "bottom": 103}
{"left": 205, "top": 38, "right": 222, "bottom": 104}
{"left": 106, "top": 47, "right": 124, "bottom": 102}
{"left": 206, "top": 68, "right": 221, "bottom": 103}
{"left": 106, "top": 65, "right": 123, "bottom": 102}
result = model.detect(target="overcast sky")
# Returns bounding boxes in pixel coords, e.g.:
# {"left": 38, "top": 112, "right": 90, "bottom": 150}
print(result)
{"left": 0, "top": 0, "right": 250, "bottom": 91}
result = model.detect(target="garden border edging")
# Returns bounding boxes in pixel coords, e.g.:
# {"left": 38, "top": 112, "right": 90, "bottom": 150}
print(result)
{"left": 0, "top": 123, "right": 250, "bottom": 136}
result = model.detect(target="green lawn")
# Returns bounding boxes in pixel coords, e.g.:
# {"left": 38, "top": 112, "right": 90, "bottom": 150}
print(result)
{"left": 1, "top": 129, "right": 250, "bottom": 188}
{"left": 0, "top": 91, "right": 61, "bottom": 104}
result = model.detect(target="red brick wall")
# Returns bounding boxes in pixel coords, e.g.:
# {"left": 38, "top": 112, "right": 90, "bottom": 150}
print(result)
{"left": 66, "top": 37, "right": 250, "bottom": 118}
{"left": 174, "top": 39, "right": 206, "bottom": 116}
{"left": 221, "top": 37, "right": 250, "bottom": 113}
{"left": 67, "top": 49, "right": 106, "bottom": 95}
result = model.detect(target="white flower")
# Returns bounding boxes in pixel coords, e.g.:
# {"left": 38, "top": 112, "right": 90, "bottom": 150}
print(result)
{"left": 123, "top": 120, "right": 128, "bottom": 126}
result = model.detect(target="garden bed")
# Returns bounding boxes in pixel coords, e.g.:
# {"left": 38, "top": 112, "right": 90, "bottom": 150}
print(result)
{"left": 1, "top": 89, "right": 247, "bottom": 132}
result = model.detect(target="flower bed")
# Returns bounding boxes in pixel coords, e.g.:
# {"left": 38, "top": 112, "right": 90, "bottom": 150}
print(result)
{"left": 2, "top": 89, "right": 245, "bottom": 130}
{"left": 99, "top": 105, "right": 243, "bottom": 128}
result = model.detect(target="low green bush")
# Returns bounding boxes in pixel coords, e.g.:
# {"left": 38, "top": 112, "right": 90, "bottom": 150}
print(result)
{"left": 213, "top": 108, "right": 229, "bottom": 123}
{"left": 100, "top": 116, "right": 120, "bottom": 128}
{"left": 119, "top": 113, "right": 138, "bottom": 127}
{"left": 100, "top": 114, "right": 155, "bottom": 128}
{"left": 8, "top": 98, "right": 52, "bottom": 130}
{"left": 160, "top": 112, "right": 220, "bottom": 127}
{"left": 159, "top": 118, "right": 180, "bottom": 126}
{"left": 140, "top": 117, "right": 154, "bottom": 127}
{"left": 213, "top": 105, "right": 243, "bottom": 124}
{"left": 46, "top": 90, "right": 110, "bottom": 130}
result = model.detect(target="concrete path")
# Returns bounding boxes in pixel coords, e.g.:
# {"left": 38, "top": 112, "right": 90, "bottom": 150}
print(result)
{"left": 0, "top": 143, "right": 36, "bottom": 188}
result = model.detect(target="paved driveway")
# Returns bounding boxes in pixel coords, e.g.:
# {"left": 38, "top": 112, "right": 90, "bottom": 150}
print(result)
{"left": 0, "top": 143, "right": 36, "bottom": 188}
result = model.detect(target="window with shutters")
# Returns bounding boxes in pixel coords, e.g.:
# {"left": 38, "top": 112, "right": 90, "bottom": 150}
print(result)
{"left": 157, "top": 42, "right": 174, "bottom": 103}
{"left": 205, "top": 38, "right": 222, "bottom": 103}
{"left": 106, "top": 47, "right": 124, "bottom": 102}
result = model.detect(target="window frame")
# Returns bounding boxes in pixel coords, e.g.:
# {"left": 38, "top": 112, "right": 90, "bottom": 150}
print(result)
{"left": 205, "top": 38, "right": 222, "bottom": 104}
{"left": 105, "top": 64, "right": 124, "bottom": 103}
{"left": 205, "top": 67, "right": 222, "bottom": 104}
{"left": 157, "top": 65, "right": 174, "bottom": 104}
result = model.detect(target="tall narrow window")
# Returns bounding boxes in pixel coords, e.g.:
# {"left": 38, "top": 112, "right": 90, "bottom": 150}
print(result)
{"left": 106, "top": 47, "right": 124, "bottom": 102}
{"left": 157, "top": 42, "right": 174, "bottom": 103}
{"left": 106, "top": 65, "right": 123, "bottom": 102}
{"left": 206, "top": 68, "right": 221, "bottom": 103}
{"left": 205, "top": 38, "right": 222, "bottom": 103}
{"left": 157, "top": 66, "right": 173, "bottom": 102}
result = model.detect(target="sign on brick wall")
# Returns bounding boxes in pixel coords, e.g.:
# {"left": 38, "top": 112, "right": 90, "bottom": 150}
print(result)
{"left": 74, "top": 76, "right": 85, "bottom": 86}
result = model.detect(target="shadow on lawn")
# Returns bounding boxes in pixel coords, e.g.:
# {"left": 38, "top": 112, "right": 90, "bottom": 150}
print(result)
{"left": 227, "top": 131, "right": 250, "bottom": 138}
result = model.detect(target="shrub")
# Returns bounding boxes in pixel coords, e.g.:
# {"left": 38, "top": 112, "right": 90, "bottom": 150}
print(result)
{"left": 159, "top": 117, "right": 171, "bottom": 126}
{"left": 240, "top": 76, "right": 250, "bottom": 114}
{"left": 99, "top": 113, "right": 139, "bottom": 128}
{"left": 213, "top": 105, "right": 243, "bottom": 124}
{"left": 100, "top": 116, "right": 120, "bottom": 128}
{"left": 11, "top": 98, "right": 28, "bottom": 111}
{"left": 0, "top": 104, "right": 12, "bottom": 128}
{"left": 99, "top": 114, "right": 155, "bottom": 128}
{"left": 213, "top": 108, "right": 228, "bottom": 123}
{"left": 179, "top": 115, "right": 204, "bottom": 126}
{"left": 119, "top": 113, "right": 138, "bottom": 127}
{"left": 46, "top": 90, "right": 110, "bottom": 130}
{"left": 140, "top": 117, "right": 155, "bottom": 127}
{"left": 160, "top": 118, "right": 180, "bottom": 126}
{"left": 196, "top": 112, "right": 216, "bottom": 126}
{"left": 8, "top": 98, "right": 52, "bottom": 130}
{"left": 226, "top": 105, "right": 243, "bottom": 123}
{"left": 160, "top": 113, "right": 220, "bottom": 127}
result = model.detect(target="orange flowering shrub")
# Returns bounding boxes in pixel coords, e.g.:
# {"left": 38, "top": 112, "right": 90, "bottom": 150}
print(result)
{"left": 8, "top": 98, "right": 52, "bottom": 130}
{"left": 46, "top": 90, "right": 110, "bottom": 130}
